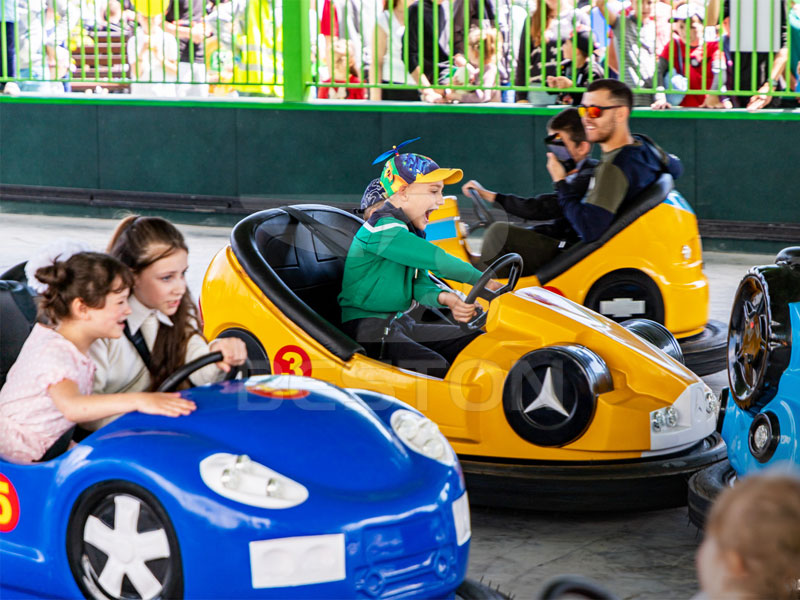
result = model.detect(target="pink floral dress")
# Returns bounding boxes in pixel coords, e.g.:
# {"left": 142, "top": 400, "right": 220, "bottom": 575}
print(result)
{"left": 0, "top": 324, "right": 95, "bottom": 463}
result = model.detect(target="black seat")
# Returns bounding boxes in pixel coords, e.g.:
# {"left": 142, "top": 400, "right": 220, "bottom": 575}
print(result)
{"left": 231, "top": 205, "right": 365, "bottom": 361}
{"left": 0, "top": 280, "right": 37, "bottom": 389}
{"left": 535, "top": 174, "right": 674, "bottom": 285}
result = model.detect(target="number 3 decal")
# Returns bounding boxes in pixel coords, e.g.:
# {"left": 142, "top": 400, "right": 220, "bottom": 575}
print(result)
{"left": 0, "top": 474, "right": 20, "bottom": 532}
{"left": 273, "top": 345, "right": 312, "bottom": 377}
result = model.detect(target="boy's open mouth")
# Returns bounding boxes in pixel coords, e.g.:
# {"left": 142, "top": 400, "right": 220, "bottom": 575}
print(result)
{"left": 424, "top": 209, "right": 435, "bottom": 221}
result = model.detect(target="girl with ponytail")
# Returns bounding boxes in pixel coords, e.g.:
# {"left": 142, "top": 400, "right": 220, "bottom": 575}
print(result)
{"left": 0, "top": 252, "right": 195, "bottom": 464}
{"left": 89, "top": 216, "right": 246, "bottom": 407}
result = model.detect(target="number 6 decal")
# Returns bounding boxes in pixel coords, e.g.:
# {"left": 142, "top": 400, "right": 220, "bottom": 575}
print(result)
{"left": 0, "top": 474, "right": 20, "bottom": 532}
{"left": 273, "top": 345, "right": 312, "bottom": 377}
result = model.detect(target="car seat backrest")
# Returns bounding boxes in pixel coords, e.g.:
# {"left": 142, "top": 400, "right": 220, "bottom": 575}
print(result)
{"left": 231, "top": 205, "right": 365, "bottom": 362}
{"left": 535, "top": 173, "right": 674, "bottom": 285}
{"left": 0, "top": 281, "right": 37, "bottom": 389}
{"left": 254, "top": 208, "right": 362, "bottom": 329}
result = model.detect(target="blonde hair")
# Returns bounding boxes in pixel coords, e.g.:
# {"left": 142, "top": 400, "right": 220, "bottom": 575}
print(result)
{"left": 333, "top": 38, "right": 360, "bottom": 79}
{"left": 468, "top": 24, "right": 497, "bottom": 63}
{"left": 706, "top": 472, "right": 800, "bottom": 600}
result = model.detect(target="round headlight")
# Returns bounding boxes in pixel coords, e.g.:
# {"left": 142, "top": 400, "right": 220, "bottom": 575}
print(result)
{"left": 705, "top": 389, "right": 718, "bottom": 414}
{"left": 665, "top": 406, "right": 679, "bottom": 428}
{"left": 391, "top": 409, "right": 455, "bottom": 466}
{"left": 747, "top": 412, "right": 780, "bottom": 464}
{"left": 753, "top": 424, "right": 769, "bottom": 451}
{"left": 652, "top": 411, "right": 666, "bottom": 432}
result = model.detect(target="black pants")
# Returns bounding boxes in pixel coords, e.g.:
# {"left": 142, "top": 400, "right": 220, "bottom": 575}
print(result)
{"left": 381, "top": 85, "right": 420, "bottom": 102}
{"left": 343, "top": 314, "right": 482, "bottom": 379}
{"left": 479, "top": 222, "right": 563, "bottom": 277}
{"left": 1, "top": 22, "right": 15, "bottom": 81}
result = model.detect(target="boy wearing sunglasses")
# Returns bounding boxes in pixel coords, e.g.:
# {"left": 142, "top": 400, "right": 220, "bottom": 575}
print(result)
{"left": 462, "top": 107, "right": 598, "bottom": 275}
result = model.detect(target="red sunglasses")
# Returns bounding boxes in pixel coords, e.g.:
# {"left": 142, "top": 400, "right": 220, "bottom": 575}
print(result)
{"left": 577, "top": 104, "right": 625, "bottom": 118}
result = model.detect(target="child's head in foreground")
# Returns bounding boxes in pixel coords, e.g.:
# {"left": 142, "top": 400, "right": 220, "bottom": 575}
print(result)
{"left": 697, "top": 470, "right": 800, "bottom": 600}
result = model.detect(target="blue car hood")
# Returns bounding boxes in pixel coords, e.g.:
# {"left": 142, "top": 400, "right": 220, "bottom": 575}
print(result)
{"left": 93, "top": 376, "right": 422, "bottom": 495}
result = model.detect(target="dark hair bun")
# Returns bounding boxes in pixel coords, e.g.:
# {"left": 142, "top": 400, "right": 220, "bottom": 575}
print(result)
{"left": 35, "top": 261, "right": 73, "bottom": 290}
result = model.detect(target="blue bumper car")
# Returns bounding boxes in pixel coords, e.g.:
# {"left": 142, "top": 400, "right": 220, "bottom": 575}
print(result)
{"left": 688, "top": 247, "right": 800, "bottom": 527}
{"left": 0, "top": 273, "right": 504, "bottom": 599}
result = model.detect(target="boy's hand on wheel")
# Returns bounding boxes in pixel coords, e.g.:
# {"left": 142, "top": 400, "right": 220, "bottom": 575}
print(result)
{"left": 486, "top": 279, "right": 504, "bottom": 292}
{"left": 439, "top": 292, "right": 478, "bottom": 323}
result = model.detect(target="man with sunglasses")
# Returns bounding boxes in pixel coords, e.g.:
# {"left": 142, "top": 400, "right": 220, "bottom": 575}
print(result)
{"left": 462, "top": 107, "right": 598, "bottom": 275}
{"left": 574, "top": 79, "right": 682, "bottom": 243}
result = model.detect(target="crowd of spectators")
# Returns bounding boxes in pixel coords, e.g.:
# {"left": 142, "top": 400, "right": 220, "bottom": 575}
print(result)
{"left": 0, "top": 0, "right": 797, "bottom": 108}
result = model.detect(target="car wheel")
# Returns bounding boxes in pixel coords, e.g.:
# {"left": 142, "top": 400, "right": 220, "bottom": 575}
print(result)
{"left": 621, "top": 318, "right": 684, "bottom": 364}
{"left": 728, "top": 271, "right": 795, "bottom": 411}
{"left": 584, "top": 269, "right": 665, "bottom": 324}
{"left": 216, "top": 328, "right": 271, "bottom": 376}
{"left": 537, "top": 574, "right": 621, "bottom": 600}
{"left": 67, "top": 481, "right": 183, "bottom": 600}
{"left": 677, "top": 319, "right": 727, "bottom": 377}
{"left": 503, "top": 345, "right": 613, "bottom": 447}
{"left": 687, "top": 459, "right": 736, "bottom": 530}
{"left": 455, "top": 578, "right": 511, "bottom": 600}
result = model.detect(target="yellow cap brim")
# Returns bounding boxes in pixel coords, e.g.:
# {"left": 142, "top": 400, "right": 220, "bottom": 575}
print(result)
{"left": 415, "top": 168, "right": 463, "bottom": 185}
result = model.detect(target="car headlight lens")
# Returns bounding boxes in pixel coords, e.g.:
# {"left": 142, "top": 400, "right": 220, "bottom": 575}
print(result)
{"left": 391, "top": 409, "right": 455, "bottom": 466}
{"left": 681, "top": 244, "right": 692, "bottom": 261}
{"left": 651, "top": 406, "right": 680, "bottom": 432}
{"left": 705, "top": 389, "right": 719, "bottom": 414}
{"left": 753, "top": 423, "right": 769, "bottom": 450}
{"left": 200, "top": 453, "right": 308, "bottom": 509}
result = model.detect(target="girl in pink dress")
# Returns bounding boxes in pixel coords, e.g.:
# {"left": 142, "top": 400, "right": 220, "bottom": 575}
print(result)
{"left": 0, "top": 252, "right": 196, "bottom": 464}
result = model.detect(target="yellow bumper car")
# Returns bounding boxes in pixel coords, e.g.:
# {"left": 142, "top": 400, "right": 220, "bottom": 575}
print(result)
{"left": 427, "top": 175, "right": 726, "bottom": 376}
{"left": 200, "top": 202, "right": 725, "bottom": 510}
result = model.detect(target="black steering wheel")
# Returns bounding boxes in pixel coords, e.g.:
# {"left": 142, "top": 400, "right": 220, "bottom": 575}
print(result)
{"left": 468, "top": 188, "right": 496, "bottom": 227}
{"left": 460, "top": 253, "right": 523, "bottom": 332}
{"left": 157, "top": 351, "right": 252, "bottom": 393}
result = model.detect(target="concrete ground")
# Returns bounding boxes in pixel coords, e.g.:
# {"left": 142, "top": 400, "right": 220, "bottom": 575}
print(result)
{"left": 0, "top": 212, "right": 777, "bottom": 600}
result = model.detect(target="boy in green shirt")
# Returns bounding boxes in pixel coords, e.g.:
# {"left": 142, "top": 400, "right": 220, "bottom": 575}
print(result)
{"left": 339, "top": 148, "right": 498, "bottom": 378}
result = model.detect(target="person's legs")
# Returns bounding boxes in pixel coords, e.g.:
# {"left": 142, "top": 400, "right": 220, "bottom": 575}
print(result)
{"left": 479, "top": 222, "right": 562, "bottom": 276}
{"left": 381, "top": 85, "right": 420, "bottom": 101}
{"left": 343, "top": 316, "right": 474, "bottom": 379}
{"left": 1, "top": 22, "right": 16, "bottom": 79}
{"left": 401, "top": 317, "right": 483, "bottom": 368}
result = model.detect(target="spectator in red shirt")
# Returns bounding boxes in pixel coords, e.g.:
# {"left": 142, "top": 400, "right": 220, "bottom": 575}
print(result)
{"left": 651, "top": 3, "right": 725, "bottom": 109}
{"left": 318, "top": 38, "right": 367, "bottom": 100}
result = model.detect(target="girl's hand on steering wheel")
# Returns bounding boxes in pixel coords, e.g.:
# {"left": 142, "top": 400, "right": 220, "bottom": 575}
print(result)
{"left": 439, "top": 292, "right": 478, "bottom": 323}
{"left": 209, "top": 337, "right": 248, "bottom": 373}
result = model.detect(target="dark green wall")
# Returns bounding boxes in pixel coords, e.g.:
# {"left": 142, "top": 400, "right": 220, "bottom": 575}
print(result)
{"left": 1, "top": 97, "right": 799, "bottom": 226}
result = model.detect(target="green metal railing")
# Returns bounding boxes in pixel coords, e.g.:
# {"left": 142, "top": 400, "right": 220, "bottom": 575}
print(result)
{"left": 0, "top": 0, "right": 797, "bottom": 106}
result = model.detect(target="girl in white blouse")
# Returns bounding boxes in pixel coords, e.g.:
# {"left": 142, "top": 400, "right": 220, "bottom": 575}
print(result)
{"left": 89, "top": 216, "right": 246, "bottom": 423}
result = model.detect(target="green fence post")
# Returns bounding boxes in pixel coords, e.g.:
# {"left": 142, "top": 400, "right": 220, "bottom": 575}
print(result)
{"left": 283, "top": 0, "right": 311, "bottom": 102}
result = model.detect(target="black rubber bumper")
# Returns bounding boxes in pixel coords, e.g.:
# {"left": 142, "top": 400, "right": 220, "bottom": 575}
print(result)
{"left": 687, "top": 459, "right": 736, "bottom": 529}
{"left": 679, "top": 319, "right": 727, "bottom": 377}
{"left": 460, "top": 433, "right": 726, "bottom": 512}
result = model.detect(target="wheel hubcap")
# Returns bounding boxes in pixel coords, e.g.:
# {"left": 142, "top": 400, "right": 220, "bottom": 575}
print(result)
{"left": 83, "top": 494, "right": 170, "bottom": 600}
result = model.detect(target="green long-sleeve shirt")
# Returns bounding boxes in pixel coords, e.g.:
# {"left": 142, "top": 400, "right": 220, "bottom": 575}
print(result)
{"left": 339, "top": 204, "right": 483, "bottom": 323}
